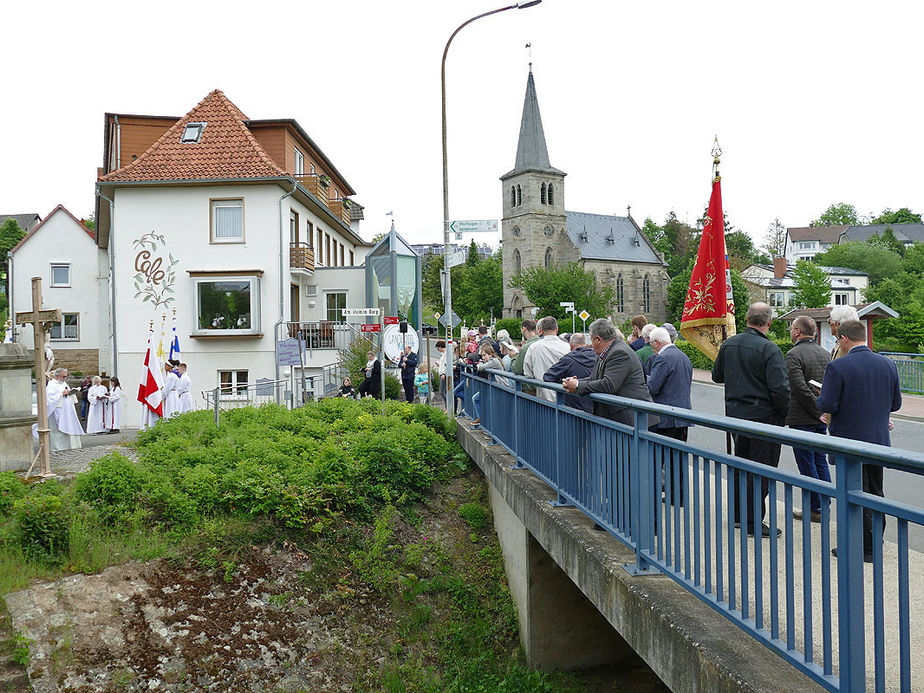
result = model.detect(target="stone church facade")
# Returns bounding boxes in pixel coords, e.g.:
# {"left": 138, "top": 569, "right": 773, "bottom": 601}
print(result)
{"left": 501, "top": 70, "right": 668, "bottom": 323}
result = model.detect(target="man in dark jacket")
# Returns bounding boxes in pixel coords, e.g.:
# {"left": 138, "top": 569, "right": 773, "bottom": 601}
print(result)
{"left": 712, "top": 302, "right": 790, "bottom": 537}
{"left": 398, "top": 345, "right": 419, "bottom": 402}
{"left": 543, "top": 333, "right": 597, "bottom": 412}
{"left": 785, "top": 316, "right": 831, "bottom": 522}
{"left": 817, "top": 320, "right": 901, "bottom": 562}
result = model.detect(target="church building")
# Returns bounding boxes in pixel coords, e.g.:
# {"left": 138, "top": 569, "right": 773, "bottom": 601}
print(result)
{"left": 501, "top": 69, "right": 668, "bottom": 322}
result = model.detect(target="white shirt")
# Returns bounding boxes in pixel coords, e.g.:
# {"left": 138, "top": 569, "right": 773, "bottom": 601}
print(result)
{"left": 523, "top": 335, "right": 571, "bottom": 402}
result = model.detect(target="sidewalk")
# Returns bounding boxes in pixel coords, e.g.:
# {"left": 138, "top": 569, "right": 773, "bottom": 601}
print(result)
{"left": 693, "top": 369, "right": 924, "bottom": 422}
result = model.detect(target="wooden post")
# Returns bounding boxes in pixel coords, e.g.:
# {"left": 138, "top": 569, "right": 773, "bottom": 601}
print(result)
{"left": 15, "top": 277, "right": 62, "bottom": 478}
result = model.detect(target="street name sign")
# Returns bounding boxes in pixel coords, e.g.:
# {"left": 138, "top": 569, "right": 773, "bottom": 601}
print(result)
{"left": 342, "top": 308, "right": 381, "bottom": 317}
{"left": 450, "top": 219, "right": 498, "bottom": 235}
{"left": 360, "top": 324, "right": 382, "bottom": 333}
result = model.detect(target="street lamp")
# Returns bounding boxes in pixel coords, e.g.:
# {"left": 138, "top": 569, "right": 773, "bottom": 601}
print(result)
{"left": 441, "top": 0, "right": 542, "bottom": 416}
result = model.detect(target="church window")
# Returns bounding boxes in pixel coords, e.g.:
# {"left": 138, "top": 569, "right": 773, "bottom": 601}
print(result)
{"left": 643, "top": 274, "right": 651, "bottom": 313}
{"left": 540, "top": 182, "right": 547, "bottom": 204}
{"left": 511, "top": 186, "right": 516, "bottom": 207}
{"left": 544, "top": 247, "right": 553, "bottom": 268}
{"left": 616, "top": 274, "right": 625, "bottom": 312}
{"left": 548, "top": 183, "right": 554, "bottom": 205}
{"left": 513, "top": 249, "right": 521, "bottom": 274}
{"left": 516, "top": 185, "right": 522, "bottom": 206}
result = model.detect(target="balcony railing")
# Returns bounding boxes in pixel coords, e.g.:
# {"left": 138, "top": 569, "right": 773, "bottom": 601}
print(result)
{"left": 293, "top": 174, "right": 352, "bottom": 225}
{"left": 289, "top": 242, "right": 315, "bottom": 272}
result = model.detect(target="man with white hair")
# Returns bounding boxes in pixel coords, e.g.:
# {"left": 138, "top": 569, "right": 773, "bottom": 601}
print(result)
{"left": 828, "top": 304, "right": 859, "bottom": 359}
{"left": 524, "top": 316, "right": 571, "bottom": 403}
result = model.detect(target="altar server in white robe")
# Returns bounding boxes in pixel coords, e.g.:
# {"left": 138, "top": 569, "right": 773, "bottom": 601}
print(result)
{"left": 46, "top": 368, "right": 83, "bottom": 450}
{"left": 162, "top": 363, "right": 180, "bottom": 419}
{"left": 175, "top": 364, "right": 192, "bottom": 414}
{"left": 104, "top": 377, "right": 122, "bottom": 432}
{"left": 86, "top": 376, "right": 109, "bottom": 434}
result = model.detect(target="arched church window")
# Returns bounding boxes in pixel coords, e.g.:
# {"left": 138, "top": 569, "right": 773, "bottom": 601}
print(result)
{"left": 514, "top": 248, "right": 521, "bottom": 274}
{"left": 643, "top": 274, "right": 651, "bottom": 313}
{"left": 540, "top": 182, "right": 547, "bottom": 205}
{"left": 516, "top": 185, "right": 522, "bottom": 206}
{"left": 616, "top": 274, "right": 625, "bottom": 313}
{"left": 544, "top": 247, "right": 553, "bottom": 268}
{"left": 548, "top": 183, "right": 554, "bottom": 205}
{"left": 511, "top": 186, "right": 516, "bottom": 208}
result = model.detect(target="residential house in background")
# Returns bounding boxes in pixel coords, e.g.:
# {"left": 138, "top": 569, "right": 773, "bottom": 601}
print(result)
{"left": 0, "top": 213, "right": 41, "bottom": 235}
{"left": 8, "top": 206, "right": 108, "bottom": 375}
{"left": 779, "top": 302, "right": 899, "bottom": 352}
{"left": 742, "top": 258, "right": 868, "bottom": 315}
{"left": 95, "top": 89, "right": 371, "bottom": 426}
{"left": 838, "top": 223, "right": 924, "bottom": 247}
{"left": 784, "top": 225, "right": 846, "bottom": 264}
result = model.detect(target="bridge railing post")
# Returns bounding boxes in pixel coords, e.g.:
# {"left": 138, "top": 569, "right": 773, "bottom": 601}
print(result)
{"left": 550, "top": 390, "right": 569, "bottom": 507}
{"left": 511, "top": 378, "right": 524, "bottom": 469}
{"left": 835, "top": 453, "right": 866, "bottom": 689}
{"left": 626, "top": 409, "right": 654, "bottom": 574}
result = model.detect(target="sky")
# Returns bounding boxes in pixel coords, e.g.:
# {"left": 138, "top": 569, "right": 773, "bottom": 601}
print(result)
{"left": 5, "top": 0, "right": 923, "bottom": 250}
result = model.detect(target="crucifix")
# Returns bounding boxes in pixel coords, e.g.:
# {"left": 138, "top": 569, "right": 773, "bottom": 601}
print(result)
{"left": 16, "top": 277, "right": 62, "bottom": 478}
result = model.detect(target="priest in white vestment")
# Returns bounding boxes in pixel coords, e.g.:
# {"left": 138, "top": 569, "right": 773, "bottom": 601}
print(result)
{"left": 46, "top": 368, "right": 83, "bottom": 450}
{"left": 162, "top": 364, "right": 180, "bottom": 419}
{"left": 175, "top": 364, "right": 192, "bottom": 414}
{"left": 86, "top": 376, "right": 109, "bottom": 434}
{"left": 104, "top": 377, "right": 123, "bottom": 432}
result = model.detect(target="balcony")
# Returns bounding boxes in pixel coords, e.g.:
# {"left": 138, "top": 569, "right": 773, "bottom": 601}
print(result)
{"left": 289, "top": 242, "right": 315, "bottom": 274}
{"left": 293, "top": 173, "right": 352, "bottom": 226}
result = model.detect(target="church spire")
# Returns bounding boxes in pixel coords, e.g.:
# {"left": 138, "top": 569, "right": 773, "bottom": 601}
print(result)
{"left": 503, "top": 67, "right": 564, "bottom": 179}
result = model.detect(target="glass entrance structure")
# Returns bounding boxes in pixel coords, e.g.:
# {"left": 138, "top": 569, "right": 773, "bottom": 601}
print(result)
{"left": 365, "top": 223, "right": 423, "bottom": 329}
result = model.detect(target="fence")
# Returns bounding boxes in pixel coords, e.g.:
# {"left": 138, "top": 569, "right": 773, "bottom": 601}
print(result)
{"left": 881, "top": 353, "right": 924, "bottom": 394}
{"left": 461, "top": 367, "right": 923, "bottom": 692}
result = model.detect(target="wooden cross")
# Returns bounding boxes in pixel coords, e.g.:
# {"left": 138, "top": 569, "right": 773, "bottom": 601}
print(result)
{"left": 15, "top": 277, "right": 62, "bottom": 478}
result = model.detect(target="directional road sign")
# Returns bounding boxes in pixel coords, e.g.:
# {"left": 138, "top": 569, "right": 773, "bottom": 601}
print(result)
{"left": 360, "top": 323, "right": 382, "bottom": 333}
{"left": 449, "top": 219, "right": 498, "bottom": 234}
{"left": 438, "top": 310, "right": 462, "bottom": 329}
{"left": 445, "top": 247, "right": 466, "bottom": 269}
{"left": 343, "top": 308, "right": 381, "bottom": 317}
{"left": 560, "top": 301, "right": 575, "bottom": 312}
{"left": 384, "top": 316, "right": 400, "bottom": 325}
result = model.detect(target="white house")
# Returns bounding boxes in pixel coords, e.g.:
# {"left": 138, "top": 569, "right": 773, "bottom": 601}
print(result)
{"left": 742, "top": 258, "right": 869, "bottom": 315}
{"left": 784, "top": 226, "right": 846, "bottom": 264}
{"left": 8, "top": 205, "right": 109, "bottom": 376}
{"left": 95, "top": 90, "right": 372, "bottom": 426}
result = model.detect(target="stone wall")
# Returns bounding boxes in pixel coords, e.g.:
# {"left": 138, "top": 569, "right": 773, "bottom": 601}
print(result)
{"left": 0, "top": 343, "right": 35, "bottom": 472}
{"left": 51, "top": 348, "right": 103, "bottom": 377}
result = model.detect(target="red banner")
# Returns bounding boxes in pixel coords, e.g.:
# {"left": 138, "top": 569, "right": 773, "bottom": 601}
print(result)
{"left": 680, "top": 177, "right": 735, "bottom": 360}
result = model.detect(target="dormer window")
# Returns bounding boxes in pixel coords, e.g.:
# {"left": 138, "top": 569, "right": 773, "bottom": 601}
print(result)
{"left": 181, "top": 122, "right": 206, "bottom": 143}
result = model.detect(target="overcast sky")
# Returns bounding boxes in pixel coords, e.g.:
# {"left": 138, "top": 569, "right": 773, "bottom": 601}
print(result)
{"left": 5, "top": 1, "right": 923, "bottom": 249}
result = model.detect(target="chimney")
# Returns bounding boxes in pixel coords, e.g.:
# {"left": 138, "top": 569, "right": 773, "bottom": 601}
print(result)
{"left": 773, "top": 257, "right": 787, "bottom": 279}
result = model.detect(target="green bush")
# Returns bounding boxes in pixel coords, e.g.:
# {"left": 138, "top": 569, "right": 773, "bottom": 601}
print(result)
{"left": 14, "top": 494, "right": 70, "bottom": 559}
{"left": 384, "top": 373, "right": 402, "bottom": 400}
{"left": 0, "top": 471, "right": 27, "bottom": 515}
{"left": 674, "top": 340, "right": 714, "bottom": 370}
{"left": 458, "top": 502, "right": 489, "bottom": 531}
{"left": 74, "top": 453, "right": 145, "bottom": 523}
{"left": 493, "top": 319, "right": 522, "bottom": 341}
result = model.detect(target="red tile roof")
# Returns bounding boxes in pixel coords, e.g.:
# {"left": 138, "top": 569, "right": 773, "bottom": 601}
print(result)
{"left": 101, "top": 90, "right": 287, "bottom": 182}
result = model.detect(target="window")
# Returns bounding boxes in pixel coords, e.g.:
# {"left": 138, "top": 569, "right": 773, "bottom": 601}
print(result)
{"left": 339, "top": 243, "right": 345, "bottom": 266}
{"left": 49, "top": 313, "right": 79, "bottom": 341}
{"left": 349, "top": 250, "right": 354, "bottom": 266}
{"left": 294, "top": 147, "right": 305, "bottom": 176}
{"left": 643, "top": 274, "right": 651, "bottom": 313}
{"left": 326, "top": 234, "right": 332, "bottom": 266}
{"left": 317, "top": 228, "right": 324, "bottom": 263}
{"left": 211, "top": 199, "right": 244, "bottom": 242}
{"left": 544, "top": 247, "right": 553, "bottom": 268}
{"left": 181, "top": 122, "right": 206, "bottom": 143}
{"left": 513, "top": 249, "right": 521, "bottom": 274}
{"left": 616, "top": 274, "right": 625, "bottom": 312}
{"left": 516, "top": 184, "right": 521, "bottom": 206}
{"left": 798, "top": 241, "right": 815, "bottom": 250}
{"left": 219, "top": 370, "right": 249, "bottom": 399}
{"left": 50, "top": 264, "right": 70, "bottom": 287}
{"left": 511, "top": 186, "right": 516, "bottom": 207}
{"left": 834, "top": 293, "right": 849, "bottom": 305}
{"left": 326, "top": 292, "right": 347, "bottom": 323}
{"left": 769, "top": 291, "right": 785, "bottom": 308}
{"left": 193, "top": 275, "right": 261, "bottom": 334}
{"left": 289, "top": 210, "right": 299, "bottom": 245}
{"left": 306, "top": 220, "right": 314, "bottom": 246}
{"left": 540, "top": 182, "right": 547, "bottom": 204}
{"left": 548, "top": 183, "right": 554, "bottom": 205}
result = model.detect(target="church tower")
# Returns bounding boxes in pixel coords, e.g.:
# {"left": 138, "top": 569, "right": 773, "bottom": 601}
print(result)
{"left": 501, "top": 67, "right": 569, "bottom": 319}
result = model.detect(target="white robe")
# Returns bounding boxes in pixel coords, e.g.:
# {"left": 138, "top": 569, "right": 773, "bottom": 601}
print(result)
{"left": 176, "top": 374, "right": 192, "bottom": 413}
{"left": 104, "top": 386, "right": 122, "bottom": 430}
{"left": 162, "top": 371, "right": 180, "bottom": 419}
{"left": 86, "top": 384, "right": 109, "bottom": 434}
{"left": 46, "top": 380, "right": 83, "bottom": 451}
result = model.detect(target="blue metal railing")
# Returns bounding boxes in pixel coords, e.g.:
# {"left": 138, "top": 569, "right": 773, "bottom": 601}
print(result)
{"left": 880, "top": 352, "right": 924, "bottom": 394}
{"left": 459, "top": 367, "right": 924, "bottom": 692}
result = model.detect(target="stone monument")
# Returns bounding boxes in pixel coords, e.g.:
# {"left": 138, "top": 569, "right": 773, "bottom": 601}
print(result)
{"left": 0, "top": 342, "right": 34, "bottom": 472}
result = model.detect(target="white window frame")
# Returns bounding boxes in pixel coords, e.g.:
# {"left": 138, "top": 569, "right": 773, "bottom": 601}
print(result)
{"left": 50, "top": 263, "right": 71, "bottom": 287}
{"left": 834, "top": 293, "right": 850, "bottom": 306}
{"left": 181, "top": 122, "right": 206, "bottom": 143}
{"left": 324, "top": 291, "right": 348, "bottom": 323}
{"left": 192, "top": 275, "right": 262, "bottom": 336}
{"left": 49, "top": 312, "right": 79, "bottom": 341}
{"left": 210, "top": 198, "right": 245, "bottom": 244}
{"left": 769, "top": 291, "right": 785, "bottom": 308}
{"left": 798, "top": 241, "right": 816, "bottom": 250}
{"left": 218, "top": 369, "right": 249, "bottom": 400}
{"left": 294, "top": 147, "right": 305, "bottom": 176}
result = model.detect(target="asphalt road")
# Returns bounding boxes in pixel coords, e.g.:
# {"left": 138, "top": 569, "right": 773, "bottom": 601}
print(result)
{"left": 690, "top": 380, "right": 924, "bottom": 551}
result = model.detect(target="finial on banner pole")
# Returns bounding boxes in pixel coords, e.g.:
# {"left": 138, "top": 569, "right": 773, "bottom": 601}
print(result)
{"left": 711, "top": 135, "right": 722, "bottom": 180}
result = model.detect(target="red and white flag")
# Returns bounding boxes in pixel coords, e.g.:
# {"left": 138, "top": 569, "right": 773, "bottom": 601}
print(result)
{"left": 138, "top": 326, "right": 165, "bottom": 421}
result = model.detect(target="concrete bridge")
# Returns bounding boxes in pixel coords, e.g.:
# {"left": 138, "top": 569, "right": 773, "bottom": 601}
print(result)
{"left": 457, "top": 370, "right": 924, "bottom": 692}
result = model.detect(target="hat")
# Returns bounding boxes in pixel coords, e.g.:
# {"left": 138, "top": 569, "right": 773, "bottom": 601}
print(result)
{"left": 467, "top": 329, "right": 477, "bottom": 337}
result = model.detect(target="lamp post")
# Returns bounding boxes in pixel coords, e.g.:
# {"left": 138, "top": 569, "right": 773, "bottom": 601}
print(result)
{"left": 441, "top": 0, "right": 542, "bottom": 416}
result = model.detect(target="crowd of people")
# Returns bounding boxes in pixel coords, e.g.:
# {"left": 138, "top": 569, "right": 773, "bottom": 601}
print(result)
{"left": 41, "top": 369, "right": 124, "bottom": 450}
{"left": 452, "top": 303, "right": 901, "bottom": 560}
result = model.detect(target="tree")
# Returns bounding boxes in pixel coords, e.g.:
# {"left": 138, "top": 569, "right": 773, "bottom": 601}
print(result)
{"left": 453, "top": 251, "right": 503, "bottom": 325}
{"left": 666, "top": 266, "right": 750, "bottom": 334}
{"left": 653, "top": 211, "right": 699, "bottom": 278}
{"left": 83, "top": 213, "right": 96, "bottom": 231}
{"left": 864, "top": 272, "right": 924, "bottom": 351}
{"left": 466, "top": 240, "right": 480, "bottom": 266}
{"left": 762, "top": 217, "right": 787, "bottom": 258}
{"left": 790, "top": 260, "right": 831, "bottom": 308}
{"left": 813, "top": 241, "right": 903, "bottom": 284}
{"left": 510, "top": 262, "right": 615, "bottom": 324}
{"left": 0, "top": 218, "right": 26, "bottom": 299}
{"left": 725, "top": 230, "right": 768, "bottom": 271}
{"left": 871, "top": 207, "right": 922, "bottom": 225}
{"left": 811, "top": 202, "right": 859, "bottom": 227}
{"left": 421, "top": 254, "right": 445, "bottom": 306}
{"left": 867, "top": 227, "right": 905, "bottom": 257}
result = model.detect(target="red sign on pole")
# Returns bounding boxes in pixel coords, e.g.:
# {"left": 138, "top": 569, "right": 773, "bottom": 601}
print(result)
{"left": 360, "top": 323, "right": 382, "bottom": 333}
{"left": 384, "top": 316, "right": 400, "bottom": 325}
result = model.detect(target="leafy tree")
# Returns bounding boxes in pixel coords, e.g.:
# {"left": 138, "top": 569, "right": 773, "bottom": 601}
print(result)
{"left": 725, "top": 230, "right": 769, "bottom": 271}
{"left": 510, "top": 262, "right": 615, "bottom": 324}
{"left": 813, "top": 241, "right": 903, "bottom": 284}
{"left": 867, "top": 227, "right": 905, "bottom": 257}
{"left": 83, "top": 213, "right": 96, "bottom": 231}
{"left": 871, "top": 207, "right": 922, "bottom": 225}
{"left": 0, "top": 218, "right": 26, "bottom": 299}
{"left": 812, "top": 202, "right": 859, "bottom": 227}
{"left": 421, "top": 254, "right": 445, "bottom": 307}
{"left": 790, "top": 260, "right": 831, "bottom": 308}
{"left": 762, "top": 217, "right": 787, "bottom": 258}
{"left": 453, "top": 251, "right": 503, "bottom": 325}
{"left": 651, "top": 212, "right": 699, "bottom": 278}
{"left": 864, "top": 272, "right": 924, "bottom": 351}
{"left": 640, "top": 217, "right": 672, "bottom": 262}
{"left": 901, "top": 243, "right": 924, "bottom": 275}
{"left": 666, "top": 266, "right": 749, "bottom": 333}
